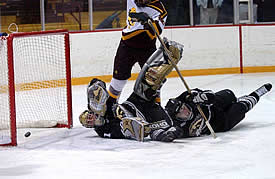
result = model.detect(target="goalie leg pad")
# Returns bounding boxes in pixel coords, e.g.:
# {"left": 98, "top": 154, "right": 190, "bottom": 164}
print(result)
{"left": 134, "top": 49, "right": 163, "bottom": 101}
{"left": 113, "top": 103, "right": 135, "bottom": 120}
{"left": 120, "top": 117, "right": 149, "bottom": 142}
{"left": 87, "top": 78, "right": 109, "bottom": 116}
{"left": 134, "top": 39, "right": 184, "bottom": 101}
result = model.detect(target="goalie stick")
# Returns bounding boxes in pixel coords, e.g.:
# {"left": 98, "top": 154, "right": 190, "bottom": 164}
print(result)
{"left": 147, "top": 19, "right": 217, "bottom": 139}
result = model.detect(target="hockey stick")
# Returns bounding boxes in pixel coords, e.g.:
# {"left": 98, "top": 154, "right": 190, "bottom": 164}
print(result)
{"left": 147, "top": 19, "right": 217, "bottom": 139}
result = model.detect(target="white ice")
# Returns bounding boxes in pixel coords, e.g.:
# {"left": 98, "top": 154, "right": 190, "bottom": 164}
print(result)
{"left": 1, "top": 72, "right": 275, "bottom": 179}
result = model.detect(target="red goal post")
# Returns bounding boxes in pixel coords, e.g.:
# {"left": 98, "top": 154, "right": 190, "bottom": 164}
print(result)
{"left": 0, "top": 29, "right": 73, "bottom": 146}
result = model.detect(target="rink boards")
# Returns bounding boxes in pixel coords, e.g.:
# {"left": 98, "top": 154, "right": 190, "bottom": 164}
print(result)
{"left": 69, "top": 24, "right": 275, "bottom": 85}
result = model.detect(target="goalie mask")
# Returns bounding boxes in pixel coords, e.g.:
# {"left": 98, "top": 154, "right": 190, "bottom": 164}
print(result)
{"left": 87, "top": 78, "right": 109, "bottom": 117}
{"left": 135, "top": 0, "right": 151, "bottom": 7}
{"left": 79, "top": 110, "right": 105, "bottom": 128}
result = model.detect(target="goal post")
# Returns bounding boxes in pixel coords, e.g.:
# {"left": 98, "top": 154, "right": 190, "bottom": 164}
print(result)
{"left": 0, "top": 30, "right": 73, "bottom": 146}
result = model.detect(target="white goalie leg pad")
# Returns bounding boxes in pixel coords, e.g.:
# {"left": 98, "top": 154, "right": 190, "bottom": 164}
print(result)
{"left": 134, "top": 49, "right": 163, "bottom": 101}
{"left": 134, "top": 39, "right": 184, "bottom": 101}
{"left": 120, "top": 117, "right": 149, "bottom": 142}
{"left": 120, "top": 117, "right": 171, "bottom": 142}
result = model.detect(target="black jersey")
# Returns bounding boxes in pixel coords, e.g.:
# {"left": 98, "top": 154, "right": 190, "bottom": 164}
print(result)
{"left": 166, "top": 89, "right": 248, "bottom": 137}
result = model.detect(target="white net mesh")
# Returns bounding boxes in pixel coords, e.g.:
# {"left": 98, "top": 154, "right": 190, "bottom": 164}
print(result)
{"left": 13, "top": 34, "right": 69, "bottom": 128}
{"left": 0, "top": 31, "right": 72, "bottom": 145}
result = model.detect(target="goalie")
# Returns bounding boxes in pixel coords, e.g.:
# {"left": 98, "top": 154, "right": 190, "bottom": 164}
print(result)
{"left": 79, "top": 38, "right": 185, "bottom": 142}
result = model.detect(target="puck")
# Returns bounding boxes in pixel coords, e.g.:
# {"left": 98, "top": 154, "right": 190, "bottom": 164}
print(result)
{"left": 24, "top": 131, "right": 31, "bottom": 137}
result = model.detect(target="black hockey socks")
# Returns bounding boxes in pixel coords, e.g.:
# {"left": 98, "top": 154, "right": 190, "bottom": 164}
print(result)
{"left": 238, "top": 95, "right": 258, "bottom": 112}
{"left": 238, "top": 83, "right": 272, "bottom": 112}
{"left": 249, "top": 83, "right": 272, "bottom": 101}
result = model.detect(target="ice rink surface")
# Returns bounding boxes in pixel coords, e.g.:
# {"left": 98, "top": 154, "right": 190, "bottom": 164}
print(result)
{"left": 1, "top": 72, "right": 275, "bottom": 179}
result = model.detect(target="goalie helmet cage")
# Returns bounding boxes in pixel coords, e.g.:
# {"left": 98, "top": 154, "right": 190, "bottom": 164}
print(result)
{"left": 0, "top": 29, "right": 73, "bottom": 146}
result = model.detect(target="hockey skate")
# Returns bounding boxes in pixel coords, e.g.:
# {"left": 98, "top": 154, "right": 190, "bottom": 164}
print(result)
{"left": 251, "top": 83, "right": 272, "bottom": 98}
{"left": 238, "top": 83, "right": 272, "bottom": 111}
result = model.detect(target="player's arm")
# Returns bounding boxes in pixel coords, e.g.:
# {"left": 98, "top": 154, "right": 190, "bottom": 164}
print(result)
{"left": 146, "top": 0, "right": 167, "bottom": 35}
{"left": 130, "top": 1, "right": 167, "bottom": 36}
{"left": 185, "top": 89, "right": 216, "bottom": 105}
{"left": 171, "top": 88, "right": 216, "bottom": 106}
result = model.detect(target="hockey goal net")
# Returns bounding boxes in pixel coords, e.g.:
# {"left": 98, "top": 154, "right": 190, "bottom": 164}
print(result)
{"left": 0, "top": 30, "right": 72, "bottom": 146}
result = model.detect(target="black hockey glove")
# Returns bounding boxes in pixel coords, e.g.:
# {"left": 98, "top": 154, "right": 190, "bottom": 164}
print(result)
{"left": 150, "top": 126, "right": 183, "bottom": 142}
{"left": 186, "top": 89, "right": 216, "bottom": 105}
{"left": 129, "top": 12, "right": 151, "bottom": 25}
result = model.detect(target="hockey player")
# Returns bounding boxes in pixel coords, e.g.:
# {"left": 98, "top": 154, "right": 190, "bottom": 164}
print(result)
{"left": 107, "top": 0, "right": 168, "bottom": 113}
{"left": 79, "top": 38, "right": 184, "bottom": 142}
{"left": 165, "top": 83, "right": 272, "bottom": 138}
